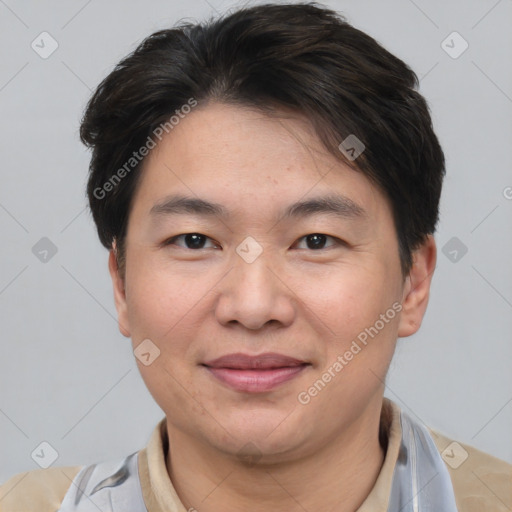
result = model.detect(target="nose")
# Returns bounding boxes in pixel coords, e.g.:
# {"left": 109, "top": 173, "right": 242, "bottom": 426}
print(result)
{"left": 214, "top": 249, "right": 296, "bottom": 331}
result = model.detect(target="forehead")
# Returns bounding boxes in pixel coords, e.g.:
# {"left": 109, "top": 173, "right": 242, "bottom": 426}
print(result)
{"left": 129, "top": 102, "right": 389, "bottom": 226}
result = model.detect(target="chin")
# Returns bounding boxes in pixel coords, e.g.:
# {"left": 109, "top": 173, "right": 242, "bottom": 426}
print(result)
{"left": 205, "top": 413, "right": 309, "bottom": 462}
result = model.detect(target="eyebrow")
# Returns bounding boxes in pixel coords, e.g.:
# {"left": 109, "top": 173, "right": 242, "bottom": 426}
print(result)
{"left": 149, "top": 193, "right": 367, "bottom": 223}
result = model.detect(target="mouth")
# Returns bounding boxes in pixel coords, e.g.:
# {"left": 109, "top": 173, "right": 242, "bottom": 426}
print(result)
{"left": 201, "top": 352, "right": 310, "bottom": 393}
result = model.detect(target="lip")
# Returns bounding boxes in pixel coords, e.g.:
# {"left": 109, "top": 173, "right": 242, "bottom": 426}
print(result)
{"left": 202, "top": 352, "right": 309, "bottom": 393}
{"left": 203, "top": 352, "right": 307, "bottom": 369}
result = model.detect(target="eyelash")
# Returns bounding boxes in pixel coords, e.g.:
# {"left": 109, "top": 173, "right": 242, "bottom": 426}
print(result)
{"left": 162, "top": 233, "right": 346, "bottom": 251}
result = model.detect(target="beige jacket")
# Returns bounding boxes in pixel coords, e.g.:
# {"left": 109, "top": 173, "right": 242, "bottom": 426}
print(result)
{"left": 1, "top": 399, "right": 510, "bottom": 511}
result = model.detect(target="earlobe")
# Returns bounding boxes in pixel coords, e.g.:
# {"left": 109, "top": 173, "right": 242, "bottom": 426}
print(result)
{"left": 397, "top": 235, "right": 437, "bottom": 338}
{"left": 108, "top": 246, "right": 131, "bottom": 338}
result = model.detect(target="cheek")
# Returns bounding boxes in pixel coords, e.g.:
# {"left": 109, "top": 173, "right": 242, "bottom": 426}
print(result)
{"left": 311, "top": 264, "right": 401, "bottom": 383}
{"left": 125, "top": 258, "right": 207, "bottom": 343}
{"left": 126, "top": 271, "right": 204, "bottom": 412}
{"left": 312, "top": 265, "right": 395, "bottom": 336}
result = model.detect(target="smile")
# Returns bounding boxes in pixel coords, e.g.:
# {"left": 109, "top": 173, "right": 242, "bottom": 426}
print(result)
{"left": 202, "top": 352, "right": 310, "bottom": 393}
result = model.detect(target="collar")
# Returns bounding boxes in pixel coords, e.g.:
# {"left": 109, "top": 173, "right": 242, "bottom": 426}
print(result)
{"left": 138, "top": 398, "right": 402, "bottom": 511}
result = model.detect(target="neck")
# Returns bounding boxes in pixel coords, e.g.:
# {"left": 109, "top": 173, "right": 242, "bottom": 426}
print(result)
{"left": 165, "top": 400, "right": 387, "bottom": 512}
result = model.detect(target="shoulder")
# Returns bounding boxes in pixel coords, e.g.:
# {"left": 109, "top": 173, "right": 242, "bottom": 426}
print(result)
{"left": 429, "top": 428, "right": 512, "bottom": 512}
{"left": 0, "top": 465, "right": 82, "bottom": 512}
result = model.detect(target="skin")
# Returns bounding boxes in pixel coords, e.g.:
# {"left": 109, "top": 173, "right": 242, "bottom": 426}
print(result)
{"left": 109, "top": 102, "right": 436, "bottom": 512}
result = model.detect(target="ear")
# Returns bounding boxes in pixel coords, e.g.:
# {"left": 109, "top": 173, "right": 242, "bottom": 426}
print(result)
{"left": 397, "top": 235, "right": 437, "bottom": 338}
{"left": 108, "top": 244, "right": 131, "bottom": 338}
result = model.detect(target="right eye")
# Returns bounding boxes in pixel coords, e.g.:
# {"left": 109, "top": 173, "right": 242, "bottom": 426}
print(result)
{"left": 162, "top": 233, "right": 220, "bottom": 250}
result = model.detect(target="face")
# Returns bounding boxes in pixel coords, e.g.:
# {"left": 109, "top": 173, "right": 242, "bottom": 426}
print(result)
{"left": 109, "top": 102, "right": 434, "bottom": 462}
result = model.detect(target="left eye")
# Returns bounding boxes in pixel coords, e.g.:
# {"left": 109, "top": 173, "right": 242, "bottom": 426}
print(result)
{"left": 294, "top": 233, "right": 341, "bottom": 250}
{"left": 164, "top": 233, "right": 342, "bottom": 251}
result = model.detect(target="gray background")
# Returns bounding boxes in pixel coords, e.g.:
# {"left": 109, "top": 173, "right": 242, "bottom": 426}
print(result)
{"left": 1, "top": 0, "right": 511, "bottom": 485}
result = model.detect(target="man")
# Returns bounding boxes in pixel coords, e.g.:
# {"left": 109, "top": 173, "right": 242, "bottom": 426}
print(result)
{"left": 1, "top": 2, "right": 510, "bottom": 511}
